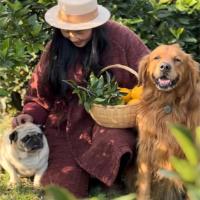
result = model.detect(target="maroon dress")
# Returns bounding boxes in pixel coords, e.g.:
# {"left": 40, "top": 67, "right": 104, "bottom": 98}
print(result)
{"left": 22, "top": 20, "right": 149, "bottom": 197}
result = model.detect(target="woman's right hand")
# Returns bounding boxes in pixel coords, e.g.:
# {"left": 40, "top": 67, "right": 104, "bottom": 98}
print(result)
{"left": 12, "top": 114, "right": 34, "bottom": 128}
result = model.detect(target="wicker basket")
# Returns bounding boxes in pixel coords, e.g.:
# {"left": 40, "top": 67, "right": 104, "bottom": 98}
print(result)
{"left": 89, "top": 64, "right": 139, "bottom": 128}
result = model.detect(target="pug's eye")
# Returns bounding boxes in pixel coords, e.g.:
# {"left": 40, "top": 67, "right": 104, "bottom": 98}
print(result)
{"left": 22, "top": 135, "right": 30, "bottom": 142}
{"left": 37, "top": 133, "right": 43, "bottom": 138}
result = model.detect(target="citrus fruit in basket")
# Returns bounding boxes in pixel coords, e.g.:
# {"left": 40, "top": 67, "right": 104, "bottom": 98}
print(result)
{"left": 131, "top": 86, "right": 143, "bottom": 99}
{"left": 127, "top": 99, "right": 140, "bottom": 105}
{"left": 118, "top": 87, "right": 131, "bottom": 103}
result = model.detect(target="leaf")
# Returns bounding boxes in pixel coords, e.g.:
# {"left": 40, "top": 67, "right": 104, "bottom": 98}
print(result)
{"left": 105, "top": 71, "right": 111, "bottom": 85}
{"left": 157, "top": 10, "right": 173, "bottom": 18}
{"left": 6, "top": 0, "right": 22, "bottom": 11}
{"left": 94, "top": 98, "right": 106, "bottom": 103}
{"left": 187, "top": 187, "right": 200, "bottom": 200}
{"left": 45, "top": 185, "right": 77, "bottom": 200}
{"left": 195, "top": 127, "right": 200, "bottom": 151}
{"left": 170, "top": 157, "right": 198, "bottom": 182}
{"left": 0, "top": 88, "right": 8, "bottom": 97}
{"left": 112, "top": 193, "right": 136, "bottom": 200}
{"left": 158, "top": 168, "right": 180, "bottom": 179}
{"left": 184, "top": 37, "right": 197, "bottom": 43}
{"left": 14, "top": 39, "right": 25, "bottom": 57}
{"left": 159, "top": 0, "right": 172, "bottom": 4}
{"left": 84, "top": 101, "right": 91, "bottom": 112}
{"left": 1, "top": 38, "right": 10, "bottom": 57}
{"left": 169, "top": 27, "right": 184, "bottom": 39}
{"left": 96, "top": 75, "right": 104, "bottom": 89}
{"left": 89, "top": 73, "right": 99, "bottom": 88}
{"left": 31, "top": 23, "right": 42, "bottom": 36}
{"left": 169, "top": 124, "right": 199, "bottom": 166}
{"left": 175, "top": 0, "right": 198, "bottom": 12}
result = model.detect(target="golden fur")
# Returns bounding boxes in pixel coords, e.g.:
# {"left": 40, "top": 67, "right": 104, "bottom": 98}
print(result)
{"left": 131, "top": 44, "right": 200, "bottom": 200}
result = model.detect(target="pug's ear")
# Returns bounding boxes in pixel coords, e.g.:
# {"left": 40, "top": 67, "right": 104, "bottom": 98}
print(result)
{"left": 37, "top": 124, "right": 45, "bottom": 132}
{"left": 9, "top": 130, "right": 18, "bottom": 144}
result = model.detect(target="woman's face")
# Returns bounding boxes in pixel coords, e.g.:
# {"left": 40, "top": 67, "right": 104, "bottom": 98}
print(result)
{"left": 61, "top": 29, "right": 92, "bottom": 47}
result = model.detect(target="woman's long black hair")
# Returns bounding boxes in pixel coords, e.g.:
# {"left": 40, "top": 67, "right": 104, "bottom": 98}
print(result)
{"left": 47, "top": 25, "right": 107, "bottom": 97}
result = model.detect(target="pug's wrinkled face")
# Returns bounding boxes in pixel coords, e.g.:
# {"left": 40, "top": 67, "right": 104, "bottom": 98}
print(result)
{"left": 9, "top": 123, "right": 44, "bottom": 153}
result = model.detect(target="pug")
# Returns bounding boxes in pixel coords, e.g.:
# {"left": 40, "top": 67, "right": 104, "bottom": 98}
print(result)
{"left": 0, "top": 122, "right": 49, "bottom": 187}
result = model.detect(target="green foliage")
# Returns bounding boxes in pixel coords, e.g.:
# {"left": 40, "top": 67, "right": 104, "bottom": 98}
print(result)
{"left": 99, "top": 0, "right": 200, "bottom": 61}
{"left": 166, "top": 125, "right": 200, "bottom": 200}
{"left": 63, "top": 72, "right": 123, "bottom": 112}
{"left": 0, "top": 0, "right": 199, "bottom": 112}
{"left": 0, "top": 0, "right": 55, "bottom": 113}
{"left": 169, "top": 124, "right": 199, "bottom": 166}
{"left": 0, "top": 66, "right": 32, "bottom": 111}
{"left": 45, "top": 185, "right": 77, "bottom": 200}
{"left": 45, "top": 185, "right": 136, "bottom": 200}
{"left": 0, "top": 0, "right": 51, "bottom": 68}
{"left": 112, "top": 194, "right": 136, "bottom": 200}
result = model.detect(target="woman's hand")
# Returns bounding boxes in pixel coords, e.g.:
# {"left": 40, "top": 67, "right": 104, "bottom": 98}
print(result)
{"left": 12, "top": 114, "right": 34, "bottom": 128}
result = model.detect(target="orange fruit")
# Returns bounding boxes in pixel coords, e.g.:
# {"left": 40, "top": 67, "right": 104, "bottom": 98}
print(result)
{"left": 127, "top": 99, "right": 140, "bottom": 105}
{"left": 131, "top": 86, "right": 143, "bottom": 99}
{"left": 118, "top": 87, "right": 131, "bottom": 103}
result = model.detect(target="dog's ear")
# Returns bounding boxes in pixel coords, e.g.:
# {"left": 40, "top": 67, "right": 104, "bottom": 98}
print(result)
{"left": 138, "top": 54, "right": 149, "bottom": 86}
{"left": 172, "top": 43, "right": 181, "bottom": 49}
{"left": 37, "top": 124, "right": 45, "bottom": 132}
{"left": 9, "top": 130, "right": 18, "bottom": 144}
{"left": 187, "top": 54, "right": 200, "bottom": 87}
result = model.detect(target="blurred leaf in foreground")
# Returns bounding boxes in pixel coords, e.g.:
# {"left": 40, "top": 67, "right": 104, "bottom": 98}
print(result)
{"left": 45, "top": 185, "right": 77, "bottom": 200}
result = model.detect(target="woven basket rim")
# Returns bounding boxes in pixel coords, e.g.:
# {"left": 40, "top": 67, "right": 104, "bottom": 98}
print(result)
{"left": 91, "top": 102, "right": 139, "bottom": 108}
{"left": 100, "top": 64, "right": 138, "bottom": 79}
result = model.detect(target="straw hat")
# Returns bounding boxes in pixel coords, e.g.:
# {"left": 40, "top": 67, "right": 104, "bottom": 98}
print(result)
{"left": 45, "top": 0, "right": 111, "bottom": 30}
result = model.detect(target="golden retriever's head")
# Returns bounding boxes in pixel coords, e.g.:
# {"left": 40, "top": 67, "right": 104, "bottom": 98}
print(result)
{"left": 138, "top": 44, "right": 199, "bottom": 92}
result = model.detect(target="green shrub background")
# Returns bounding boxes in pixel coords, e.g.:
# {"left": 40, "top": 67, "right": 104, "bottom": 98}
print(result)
{"left": 0, "top": 0, "right": 199, "bottom": 113}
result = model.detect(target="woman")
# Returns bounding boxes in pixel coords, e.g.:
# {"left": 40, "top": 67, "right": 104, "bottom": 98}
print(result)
{"left": 12, "top": 0, "right": 149, "bottom": 197}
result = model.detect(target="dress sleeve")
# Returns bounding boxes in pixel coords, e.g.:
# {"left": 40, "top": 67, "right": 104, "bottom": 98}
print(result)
{"left": 22, "top": 42, "right": 53, "bottom": 124}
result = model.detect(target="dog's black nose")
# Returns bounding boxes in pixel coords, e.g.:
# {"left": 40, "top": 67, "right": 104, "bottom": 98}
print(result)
{"left": 160, "top": 63, "right": 171, "bottom": 72}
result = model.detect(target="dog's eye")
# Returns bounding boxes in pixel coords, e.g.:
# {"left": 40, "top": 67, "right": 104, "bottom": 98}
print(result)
{"left": 154, "top": 56, "right": 160, "bottom": 60}
{"left": 174, "top": 57, "right": 182, "bottom": 63}
{"left": 37, "top": 133, "right": 43, "bottom": 138}
{"left": 22, "top": 135, "right": 30, "bottom": 142}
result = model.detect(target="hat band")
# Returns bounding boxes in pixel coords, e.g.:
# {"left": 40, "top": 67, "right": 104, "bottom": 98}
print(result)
{"left": 58, "top": 8, "right": 98, "bottom": 24}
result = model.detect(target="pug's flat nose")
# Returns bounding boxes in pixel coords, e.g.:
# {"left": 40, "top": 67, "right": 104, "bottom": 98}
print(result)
{"left": 160, "top": 63, "right": 171, "bottom": 72}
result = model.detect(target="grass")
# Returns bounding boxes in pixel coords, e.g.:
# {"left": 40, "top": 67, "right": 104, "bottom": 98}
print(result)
{"left": 0, "top": 173, "right": 42, "bottom": 200}
{"left": 0, "top": 114, "right": 134, "bottom": 200}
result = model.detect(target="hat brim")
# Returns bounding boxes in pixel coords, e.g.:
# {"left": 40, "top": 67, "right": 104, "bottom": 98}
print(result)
{"left": 45, "top": 5, "right": 111, "bottom": 30}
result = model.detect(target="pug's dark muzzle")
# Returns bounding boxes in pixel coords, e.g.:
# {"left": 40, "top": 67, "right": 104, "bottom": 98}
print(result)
{"left": 21, "top": 134, "right": 44, "bottom": 152}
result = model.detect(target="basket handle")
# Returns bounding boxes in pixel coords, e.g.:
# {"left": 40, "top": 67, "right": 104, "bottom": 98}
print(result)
{"left": 100, "top": 64, "right": 138, "bottom": 79}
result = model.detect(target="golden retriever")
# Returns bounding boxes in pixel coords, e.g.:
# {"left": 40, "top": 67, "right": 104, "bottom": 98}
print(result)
{"left": 134, "top": 44, "right": 200, "bottom": 200}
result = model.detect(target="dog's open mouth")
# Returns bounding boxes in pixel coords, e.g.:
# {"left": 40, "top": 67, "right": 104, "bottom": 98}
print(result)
{"left": 153, "top": 75, "right": 179, "bottom": 91}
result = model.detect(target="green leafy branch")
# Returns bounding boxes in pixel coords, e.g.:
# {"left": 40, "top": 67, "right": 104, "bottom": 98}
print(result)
{"left": 160, "top": 124, "right": 200, "bottom": 200}
{"left": 63, "top": 72, "right": 123, "bottom": 112}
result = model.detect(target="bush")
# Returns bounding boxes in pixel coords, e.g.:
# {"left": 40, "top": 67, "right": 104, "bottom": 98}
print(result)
{"left": 0, "top": 0, "right": 199, "bottom": 112}
{"left": 0, "top": 0, "right": 54, "bottom": 113}
{"left": 161, "top": 124, "right": 200, "bottom": 200}
{"left": 99, "top": 0, "right": 200, "bottom": 60}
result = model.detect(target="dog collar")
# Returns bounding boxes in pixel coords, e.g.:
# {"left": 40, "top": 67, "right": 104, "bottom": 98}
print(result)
{"left": 163, "top": 104, "right": 172, "bottom": 114}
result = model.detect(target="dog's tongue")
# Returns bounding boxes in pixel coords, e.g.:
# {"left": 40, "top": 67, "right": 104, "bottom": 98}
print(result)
{"left": 158, "top": 78, "right": 171, "bottom": 87}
